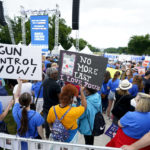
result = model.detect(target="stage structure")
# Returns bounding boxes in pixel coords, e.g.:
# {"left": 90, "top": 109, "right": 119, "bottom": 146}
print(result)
{"left": 20, "top": 4, "right": 60, "bottom": 51}
{"left": 3, "top": 1, "right": 16, "bottom": 44}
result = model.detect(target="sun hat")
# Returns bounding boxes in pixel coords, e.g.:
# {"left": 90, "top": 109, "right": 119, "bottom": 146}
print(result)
{"left": 119, "top": 79, "right": 132, "bottom": 90}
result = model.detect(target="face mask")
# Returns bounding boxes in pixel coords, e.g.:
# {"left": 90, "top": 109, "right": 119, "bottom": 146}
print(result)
{"left": 131, "top": 98, "right": 136, "bottom": 107}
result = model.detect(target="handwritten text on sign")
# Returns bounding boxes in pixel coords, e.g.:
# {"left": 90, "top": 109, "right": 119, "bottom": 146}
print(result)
{"left": 59, "top": 51, "right": 108, "bottom": 90}
{"left": 0, "top": 44, "right": 42, "bottom": 80}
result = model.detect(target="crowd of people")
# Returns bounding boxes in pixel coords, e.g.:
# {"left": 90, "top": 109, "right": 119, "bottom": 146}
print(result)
{"left": 0, "top": 55, "right": 150, "bottom": 150}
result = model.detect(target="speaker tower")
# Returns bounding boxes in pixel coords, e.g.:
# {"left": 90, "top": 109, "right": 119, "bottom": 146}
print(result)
{"left": 72, "top": 0, "right": 80, "bottom": 30}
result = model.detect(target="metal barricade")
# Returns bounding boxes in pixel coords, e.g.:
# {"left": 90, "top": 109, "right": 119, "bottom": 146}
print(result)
{"left": 0, "top": 133, "right": 121, "bottom": 150}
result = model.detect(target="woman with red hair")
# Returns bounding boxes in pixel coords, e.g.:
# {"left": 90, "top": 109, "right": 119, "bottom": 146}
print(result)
{"left": 47, "top": 84, "right": 87, "bottom": 143}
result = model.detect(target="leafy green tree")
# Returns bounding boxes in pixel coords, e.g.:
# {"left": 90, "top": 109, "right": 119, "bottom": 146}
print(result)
{"left": 0, "top": 16, "right": 100, "bottom": 53}
{"left": 128, "top": 34, "right": 150, "bottom": 55}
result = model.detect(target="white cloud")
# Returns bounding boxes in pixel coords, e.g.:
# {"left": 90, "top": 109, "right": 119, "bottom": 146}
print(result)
{"left": 3, "top": 0, "right": 150, "bottom": 48}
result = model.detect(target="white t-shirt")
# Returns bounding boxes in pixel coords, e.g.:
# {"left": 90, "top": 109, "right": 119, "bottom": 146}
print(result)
{"left": 13, "top": 83, "right": 32, "bottom": 95}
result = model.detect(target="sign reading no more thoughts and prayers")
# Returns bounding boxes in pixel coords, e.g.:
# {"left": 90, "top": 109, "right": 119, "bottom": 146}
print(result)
{"left": 58, "top": 50, "right": 108, "bottom": 90}
{"left": 0, "top": 43, "right": 42, "bottom": 80}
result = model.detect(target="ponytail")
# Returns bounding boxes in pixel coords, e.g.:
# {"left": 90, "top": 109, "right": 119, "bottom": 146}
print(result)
{"left": 18, "top": 107, "right": 28, "bottom": 136}
{"left": 18, "top": 93, "right": 31, "bottom": 136}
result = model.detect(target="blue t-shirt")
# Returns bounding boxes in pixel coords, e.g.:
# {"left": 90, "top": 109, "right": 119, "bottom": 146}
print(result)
{"left": 12, "top": 103, "right": 44, "bottom": 138}
{"left": 32, "top": 81, "right": 43, "bottom": 98}
{"left": 0, "top": 101, "right": 2, "bottom": 115}
{"left": 133, "top": 72, "right": 138, "bottom": 77}
{"left": 107, "top": 79, "right": 120, "bottom": 92}
{"left": 126, "top": 78, "right": 133, "bottom": 83}
{"left": 120, "top": 111, "right": 150, "bottom": 139}
{"left": 101, "top": 82, "right": 110, "bottom": 95}
{"left": 128, "top": 84, "right": 144, "bottom": 97}
{"left": 44, "top": 60, "right": 51, "bottom": 69}
{"left": 0, "top": 101, "right": 3, "bottom": 123}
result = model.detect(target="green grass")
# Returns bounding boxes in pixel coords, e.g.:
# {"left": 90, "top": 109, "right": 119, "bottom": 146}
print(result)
{"left": 4, "top": 109, "right": 17, "bottom": 135}
{"left": 3, "top": 84, "right": 17, "bottom": 134}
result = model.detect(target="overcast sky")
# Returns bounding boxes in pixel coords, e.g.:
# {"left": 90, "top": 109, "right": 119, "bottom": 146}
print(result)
{"left": 4, "top": 0, "right": 150, "bottom": 48}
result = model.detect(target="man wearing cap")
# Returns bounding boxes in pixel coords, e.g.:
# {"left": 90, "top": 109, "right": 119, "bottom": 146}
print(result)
{"left": 143, "top": 71, "right": 150, "bottom": 94}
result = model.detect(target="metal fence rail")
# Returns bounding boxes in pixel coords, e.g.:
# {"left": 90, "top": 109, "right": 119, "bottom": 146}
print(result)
{"left": 0, "top": 133, "right": 121, "bottom": 150}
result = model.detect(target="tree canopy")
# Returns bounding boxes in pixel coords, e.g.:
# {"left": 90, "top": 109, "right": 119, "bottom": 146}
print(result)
{"left": 104, "top": 34, "right": 150, "bottom": 55}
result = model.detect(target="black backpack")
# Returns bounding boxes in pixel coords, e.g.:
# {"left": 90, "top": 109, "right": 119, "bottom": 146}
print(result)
{"left": 92, "top": 111, "right": 105, "bottom": 136}
{"left": 87, "top": 105, "right": 105, "bottom": 136}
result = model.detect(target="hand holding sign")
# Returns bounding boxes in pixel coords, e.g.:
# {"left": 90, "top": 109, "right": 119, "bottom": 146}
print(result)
{"left": 0, "top": 43, "right": 42, "bottom": 80}
{"left": 59, "top": 51, "right": 108, "bottom": 90}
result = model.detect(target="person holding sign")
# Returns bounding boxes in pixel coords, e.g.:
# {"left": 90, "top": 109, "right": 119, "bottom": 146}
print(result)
{"left": 12, "top": 79, "right": 44, "bottom": 150}
{"left": 78, "top": 87, "right": 102, "bottom": 145}
{"left": 0, "top": 99, "right": 14, "bottom": 133}
{"left": 47, "top": 84, "right": 86, "bottom": 143}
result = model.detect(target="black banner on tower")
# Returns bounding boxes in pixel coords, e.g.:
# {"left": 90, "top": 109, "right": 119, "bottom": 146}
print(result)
{"left": 58, "top": 50, "right": 108, "bottom": 90}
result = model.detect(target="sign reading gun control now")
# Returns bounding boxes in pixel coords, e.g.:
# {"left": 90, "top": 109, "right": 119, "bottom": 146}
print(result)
{"left": 58, "top": 50, "right": 108, "bottom": 90}
{"left": 0, "top": 43, "right": 42, "bottom": 80}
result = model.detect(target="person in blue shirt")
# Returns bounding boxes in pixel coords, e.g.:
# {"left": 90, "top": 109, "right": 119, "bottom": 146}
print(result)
{"left": 0, "top": 100, "right": 14, "bottom": 124}
{"left": 125, "top": 69, "right": 133, "bottom": 83}
{"left": 129, "top": 75, "right": 144, "bottom": 97}
{"left": 32, "top": 81, "right": 43, "bottom": 98}
{"left": 12, "top": 79, "right": 44, "bottom": 150}
{"left": 44, "top": 56, "right": 51, "bottom": 69}
{"left": 132, "top": 68, "right": 138, "bottom": 77}
{"left": 107, "top": 71, "right": 121, "bottom": 118}
{"left": 101, "top": 71, "right": 111, "bottom": 112}
{"left": 106, "top": 93, "right": 150, "bottom": 149}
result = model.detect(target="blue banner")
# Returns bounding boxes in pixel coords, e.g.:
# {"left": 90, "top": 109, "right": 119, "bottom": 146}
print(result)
{"left": 30, "top": 15, "right": 49, "bottom": 52}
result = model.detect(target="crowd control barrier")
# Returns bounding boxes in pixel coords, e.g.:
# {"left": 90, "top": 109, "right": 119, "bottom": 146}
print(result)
{"left": 0, "top": 133, "right": 122, "bottom": 150}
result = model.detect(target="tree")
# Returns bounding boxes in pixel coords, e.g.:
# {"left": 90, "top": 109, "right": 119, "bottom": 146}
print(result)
{"left": 128, "top": 34, "right": 150, "bottom": 55}
{"left": 0, "top": 16, "right": 99, "bottom": 52}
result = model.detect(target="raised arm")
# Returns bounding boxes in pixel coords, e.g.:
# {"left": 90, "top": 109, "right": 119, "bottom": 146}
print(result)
{"left": 80, "top": 86, "right": 87, "bottom": 109}
{"left": 0, "top": 100, "right": 14, "bottom": 121}
{"left": 14, "top": 79, "right": 22, "bottom": 103}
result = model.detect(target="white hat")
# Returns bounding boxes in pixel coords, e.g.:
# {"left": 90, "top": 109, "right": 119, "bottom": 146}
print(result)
{"left": 119, "top": 79, "right": 132, "bottom": 90}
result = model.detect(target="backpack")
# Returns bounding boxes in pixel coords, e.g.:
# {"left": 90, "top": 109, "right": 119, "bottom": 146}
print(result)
{"left": 92, "top": 111, "right": 105, "bottom": 136}
{"left": 87, "top": 105, "right": 106, "bottom": 136}
{"left": 51, "top": 106, "right": 72, "bottom": 142}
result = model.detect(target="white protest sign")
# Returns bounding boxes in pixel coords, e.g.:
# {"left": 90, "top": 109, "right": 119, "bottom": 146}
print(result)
{"left": 0, "top": 43, "right": 42, "bottom": 80}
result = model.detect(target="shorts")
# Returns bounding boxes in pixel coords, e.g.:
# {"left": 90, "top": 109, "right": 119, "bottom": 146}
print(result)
{"left": 108, "top": 91, "right": 115, "bottom": 101}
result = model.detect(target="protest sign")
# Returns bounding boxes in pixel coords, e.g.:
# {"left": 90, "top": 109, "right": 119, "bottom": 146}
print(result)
{"left": 105, "top": 123, "right": 118, "bottom": 138}
{"left": 0, "top": 43, "right": 42, "bottom": 80}
{"left": 30, "top": 15, "right": 49, "bottom": 52}
{"left": 142, "top": 60, "right": 149, "bottom": 67}
{"left": 107, "top": 67, "right": 122, "bottom": 78}
{"left": 138, "top": 67, "right": 145, "bottom": 75}
{"left": 58, "top": 50, "right": 108, "bottom": 90}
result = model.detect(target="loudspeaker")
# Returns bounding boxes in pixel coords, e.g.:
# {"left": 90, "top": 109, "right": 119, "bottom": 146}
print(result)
{"left": 0, "top": 1, "right": 7, "bottom": 26}
{"left": 72, "top": 0, "right": 80, "bottom": 30}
